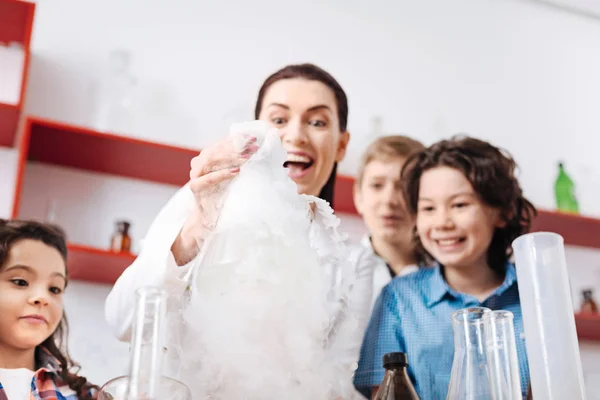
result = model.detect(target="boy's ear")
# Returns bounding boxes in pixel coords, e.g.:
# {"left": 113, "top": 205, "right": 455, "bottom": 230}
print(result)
{"left": 495, "top": 209, "right": 511, "bottom": 228}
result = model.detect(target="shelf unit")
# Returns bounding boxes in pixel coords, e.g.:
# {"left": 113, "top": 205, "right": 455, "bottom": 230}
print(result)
{"left": 0, "top": 0, "right": 35, "bottom": 147}
{"left": 12, "top": 117, "right": 199, "bottom": 283}
{"left": 66, "top": 243, "right": 136, "bottom": 284}
{"left": 10, "top": 116, "right": 600, "bottom": 343}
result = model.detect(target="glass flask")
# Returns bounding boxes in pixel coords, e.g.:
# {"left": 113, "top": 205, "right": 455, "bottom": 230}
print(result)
{"left": 447, "top": 307, "right": 492, "bottom": 400}
{"left": 484, "top": 310, "right": 522, "bottom": 400}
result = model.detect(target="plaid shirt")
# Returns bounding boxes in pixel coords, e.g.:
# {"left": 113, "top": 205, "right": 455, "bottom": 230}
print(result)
{"left": 0, "top": 348, "right": 96, "bottom": 400}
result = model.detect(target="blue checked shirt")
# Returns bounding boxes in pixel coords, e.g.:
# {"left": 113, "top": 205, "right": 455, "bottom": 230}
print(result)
{"left": 353, "top": 263, "right": 529, "bottom": 400}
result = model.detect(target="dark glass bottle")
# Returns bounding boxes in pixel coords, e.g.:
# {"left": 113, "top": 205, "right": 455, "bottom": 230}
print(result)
{"left": 581, "top": 289, "right": 598, "bottom": 314}
{"left": 110, "top": 220, "right": 131, "bottom": 252}
{"left": 373, "top": 352, "right": 420, "bottom": 400}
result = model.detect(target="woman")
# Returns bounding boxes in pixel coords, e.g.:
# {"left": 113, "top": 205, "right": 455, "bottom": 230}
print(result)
{"left": 105, "top": 64, "right": 375, "bottom": 397}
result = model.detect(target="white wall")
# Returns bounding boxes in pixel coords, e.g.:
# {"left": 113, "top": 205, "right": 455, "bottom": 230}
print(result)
{"left": 0, "top": 147, "right": 18, "bottom": 219}
{"left": 3, "top": 0, "right": 600, "bottom": 393}
{"left": 11, "top": 0, "right": 600, "bottom": 215}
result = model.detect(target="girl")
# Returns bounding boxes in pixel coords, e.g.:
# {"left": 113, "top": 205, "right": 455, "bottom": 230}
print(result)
{"left": 0, "top": 219, "right": 97, "bottom": 399}
{"left": 353, "top": 136, "right": 536, "bottom": 399}
{"left": 352, "top": 135, "right": 425, "bottom": 311}
{"left": 105, "top": 64, "right": 377, "bottom": 397}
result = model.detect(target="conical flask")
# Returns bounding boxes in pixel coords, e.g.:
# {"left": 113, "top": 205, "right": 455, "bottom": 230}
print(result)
{"left": 447, "top": 307, "right": 524, "bottom": 400}
{"left": 447, "top": 307, "right": 493, "bottom": 400}
{"left": 483, "top": 310, "right": 523, "bottom": 400}
{"left": 98, "top": 286, "right": 191, "bottom": 400}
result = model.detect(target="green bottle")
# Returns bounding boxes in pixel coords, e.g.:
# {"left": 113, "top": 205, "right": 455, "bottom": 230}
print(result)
{"left": 554, "top": 162, "right": 579, "bottom": 213}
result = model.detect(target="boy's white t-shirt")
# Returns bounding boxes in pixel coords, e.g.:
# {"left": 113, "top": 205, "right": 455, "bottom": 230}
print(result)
{"left": 0, "top": 368, "right": 35, "bottom": 400}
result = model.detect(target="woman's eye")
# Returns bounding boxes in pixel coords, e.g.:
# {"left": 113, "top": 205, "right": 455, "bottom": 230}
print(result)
{"left": 309, "top": 119, "right": 327, "bottom": 127}
{"left": 271, "top": 117, "right": 286, "bottom": 125}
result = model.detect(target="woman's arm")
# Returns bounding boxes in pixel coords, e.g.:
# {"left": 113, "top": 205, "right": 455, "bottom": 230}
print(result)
{"left": 105, "top": 132, "right": 257, "bottom": 342}
{"left": 104, "top": 185, "right": 198, "bottom": 341}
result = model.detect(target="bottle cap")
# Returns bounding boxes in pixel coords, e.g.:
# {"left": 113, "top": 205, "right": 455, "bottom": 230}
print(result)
{"left": 116, "top": 220, "right": 131, "bottom": 230}
{"left": 383, "top": 352, "right": 408, "bottom": 369}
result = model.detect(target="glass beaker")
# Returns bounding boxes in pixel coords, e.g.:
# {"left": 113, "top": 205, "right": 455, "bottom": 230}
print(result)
{"left": 98, "top": 376, "right": 191, "bottom": 400}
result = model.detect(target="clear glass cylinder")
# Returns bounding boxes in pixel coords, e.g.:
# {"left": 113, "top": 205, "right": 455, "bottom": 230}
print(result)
{"left": 98, "top": 286, "right": 191, "bottom": 400}
{"left": 127, "top": 286, "right": 167, "bottom": 397}
{"left": 447, "top": 307, "right": 492, "bottom": 400}
{"left": 483, "top": 310, "right": 522, "bottom": 400}
{"left": 512, "top": 232, "right": 586, "bottom": 400}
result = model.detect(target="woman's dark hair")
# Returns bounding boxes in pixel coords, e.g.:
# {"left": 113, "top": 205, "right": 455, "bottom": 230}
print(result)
{"left": 0, "top": 219, "right": 98, "bottom": 398}
{"left": 254, "top": 63, "right": 349, "bottom": 205}
{"left": 401, "top": 136, "right": 537, "bottom": 274}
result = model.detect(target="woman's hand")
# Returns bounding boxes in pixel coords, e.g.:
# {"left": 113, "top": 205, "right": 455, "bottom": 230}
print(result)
{"left": 171, "top": 134, "right": 259, "bottom": 265}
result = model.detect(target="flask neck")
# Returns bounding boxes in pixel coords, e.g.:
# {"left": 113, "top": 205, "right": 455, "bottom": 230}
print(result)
{"left": 127, "top": 287, "right": 167, "bottom": 398}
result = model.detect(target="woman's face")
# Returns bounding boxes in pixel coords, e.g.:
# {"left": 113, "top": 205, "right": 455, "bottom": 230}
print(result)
{"left": 258, "top": 78, "right": 350, "bottom": 197}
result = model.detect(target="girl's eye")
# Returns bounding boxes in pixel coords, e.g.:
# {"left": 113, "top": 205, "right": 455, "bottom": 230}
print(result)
{"left": 271, "top": 117, "right": 286, "bottom": 125}
{"left": 50, "top": 287, "right": 63, "bottom": 295}
{"left": 10, "top": 279, "right": 28, "bottom": 287}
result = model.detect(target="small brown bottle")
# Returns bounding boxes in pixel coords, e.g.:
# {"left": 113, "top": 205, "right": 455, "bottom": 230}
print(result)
{"left": 110, "top": 220, "right": 131, "bottom": 253}
{"left": 373, "top": 352, "right": 420, "bottom": 400}
{"left": 581, "top": 289, "right": 598, "bottom": 314}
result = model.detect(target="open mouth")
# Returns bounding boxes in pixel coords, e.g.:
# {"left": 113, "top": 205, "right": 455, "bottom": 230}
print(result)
{"left": 283, "top": 153, "right": 314, "bottom": 179}
{"left": 435, "top": 237, "right": 466, "bottom": 247}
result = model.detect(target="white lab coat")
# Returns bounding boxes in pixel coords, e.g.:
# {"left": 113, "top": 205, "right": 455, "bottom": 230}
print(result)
{"left": 104, "top": 183, "right": 377, "bottom": 395}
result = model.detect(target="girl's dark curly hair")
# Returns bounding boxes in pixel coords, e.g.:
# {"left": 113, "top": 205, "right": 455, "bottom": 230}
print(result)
{"left": 401, "top": 135, "right": 537, "bottom": 274}
{"left": 0, "top": 219, "right": 98, "bottom": 399}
